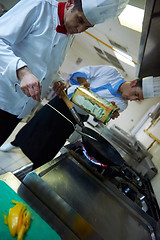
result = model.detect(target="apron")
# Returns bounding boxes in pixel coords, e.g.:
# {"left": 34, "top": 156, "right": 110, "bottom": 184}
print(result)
{"left": 12, "top": 96, "right": 76, "bottom": 168}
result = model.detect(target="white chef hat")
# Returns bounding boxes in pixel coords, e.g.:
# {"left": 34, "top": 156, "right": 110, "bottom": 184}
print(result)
{"left": 142, "top": 76, "right": 160, "bottom": 98}
{"left": 81, "top": 0, "right": 129, "bottom": 25}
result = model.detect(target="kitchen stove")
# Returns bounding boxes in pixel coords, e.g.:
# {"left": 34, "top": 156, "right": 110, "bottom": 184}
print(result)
{"left": 20, "top": 139, "right": 160, "bottom": 240}
{"left": 66, "top": 141, "right": 160, "bottom": 223}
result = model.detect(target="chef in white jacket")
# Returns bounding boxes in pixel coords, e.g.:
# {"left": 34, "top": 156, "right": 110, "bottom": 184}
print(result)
{"left": 0, "top": 0, "right": 129, "bottom": 146}
{"left": 0, "top": 64, "right": 146, "bottom": 168}
{"left": 67, "top": 65, "right": 128, "bottom": 116}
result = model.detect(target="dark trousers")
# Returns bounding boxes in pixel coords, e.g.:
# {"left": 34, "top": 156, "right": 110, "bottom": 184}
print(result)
{"left": 0, "top": 109, "right": 22, "bottom": 146}
{"left": 12, "top": 96, "right": 77, "bottom": 168}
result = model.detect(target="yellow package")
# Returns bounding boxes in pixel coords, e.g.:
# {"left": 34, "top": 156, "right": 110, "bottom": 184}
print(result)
{"left": 71, "top": 86, "right": 118, "bottom": 124}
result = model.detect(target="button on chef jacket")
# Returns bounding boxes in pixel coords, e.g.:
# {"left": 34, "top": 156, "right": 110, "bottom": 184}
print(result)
{"left": 67, "top": 65, "right": 128, "bottom": 115}
{"left": 0, "top": 0, "right": 74, "bottom": 118}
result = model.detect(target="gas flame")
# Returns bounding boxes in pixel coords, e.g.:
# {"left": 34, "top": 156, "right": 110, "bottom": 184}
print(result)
{"left": 82, "top": 146, "right": 108, "bottom": 167}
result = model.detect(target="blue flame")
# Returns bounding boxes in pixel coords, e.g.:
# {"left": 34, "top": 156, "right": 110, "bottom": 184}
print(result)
{"left": 82, "top": 146, "right": 107, "bottom": 167}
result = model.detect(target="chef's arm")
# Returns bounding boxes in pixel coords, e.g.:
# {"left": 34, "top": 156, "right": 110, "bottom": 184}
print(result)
{"left": 17, "top": 66, "right": 41, "bottom": 102}
{"left": 110, "top": 102, "right": 120, "bottom": 119}
{"left": 0, "top": 1, "right": 41, "bottom": 83}
{"left": 77, "top": 77, "right": 90, "bottom": 89}
{"left": 111, "top": 109, "right": 120, "bottom": 119}
{"left": 53, "top": 81, "right": 66, "bottom": 97}
{"left": 53, "top": 76, "right": 90, "bottom": 97}
{"left": 0, "top": 0, "right": 45, "bottom": 102}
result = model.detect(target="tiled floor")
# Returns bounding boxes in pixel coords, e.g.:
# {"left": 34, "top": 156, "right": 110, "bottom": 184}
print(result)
{"left": 0, "top": 99, "right": 48, "bottom": 175}
{"left": 0, "top": 121, "right": 32, "bottom": 175}
{"left": 0, "top": 119, "right": 73, "bottom": 175}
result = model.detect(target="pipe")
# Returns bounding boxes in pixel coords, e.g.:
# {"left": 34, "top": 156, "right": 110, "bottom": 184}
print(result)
{"left": 144, "top": 115, "right": 160, "bottom": 150}
{"left": 131, "top": 102, "right": 160, "bottom": 137}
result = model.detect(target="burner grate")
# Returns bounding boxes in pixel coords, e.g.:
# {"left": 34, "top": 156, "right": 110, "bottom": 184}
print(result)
{"left": 67, "top": 141, "right": 108, "bottom": 171}
{"left": 65, "top": 141, "right": 160, "bottom": 222}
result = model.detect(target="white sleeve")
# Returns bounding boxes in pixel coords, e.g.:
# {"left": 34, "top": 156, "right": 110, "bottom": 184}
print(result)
{"left": 116, "top": 100, "right": 128, "bottom": 112}
{"left": 0, "top": 0, "right": 44, "bottom": 83}
{"left": 79, "top": 65, "right": 122, "bottom": 81}
{"left": 75, "top": 66, "right": 91, "bottom": 78}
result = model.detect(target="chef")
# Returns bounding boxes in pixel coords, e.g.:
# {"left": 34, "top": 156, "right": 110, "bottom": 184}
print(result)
{"left": 0, "top": 0, "right": 129, "bottom": 146}
{"left": 2, "top": 65, "right": 159, "bottom": 169}
{"left": 67, "top": 65, "right": 129, "bottom": 117}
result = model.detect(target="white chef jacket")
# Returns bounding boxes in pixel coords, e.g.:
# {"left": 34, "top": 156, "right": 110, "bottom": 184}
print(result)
{"left": 67, "top": 65, "right": 128, "bottom": 115}
{"left": 0, "top": 0, "right": 74, "bottom": 118}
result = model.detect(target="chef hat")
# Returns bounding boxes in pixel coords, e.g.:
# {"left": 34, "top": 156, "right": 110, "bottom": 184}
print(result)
{"left": 81, "top": 0, "right": 129, "bottom": 25}
{"left": 142, "top": 76, "right": 160, "bottom": 98}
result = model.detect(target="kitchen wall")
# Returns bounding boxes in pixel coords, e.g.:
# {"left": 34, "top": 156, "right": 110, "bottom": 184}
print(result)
{"left": 60, "top": 36, "right": 131, "bottom": 80}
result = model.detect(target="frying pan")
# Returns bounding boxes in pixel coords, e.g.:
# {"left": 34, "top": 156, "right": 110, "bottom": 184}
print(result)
{"left": 82, "top": 127, "right": 124, "bottom": 166}
{"left": 60, "top": 89, "right": 124, "bottom": 167}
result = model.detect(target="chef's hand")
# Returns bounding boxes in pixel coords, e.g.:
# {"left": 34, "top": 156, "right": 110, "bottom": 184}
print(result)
{"left": 53, "top": 81, "right": 66, "bottom": 98}
{"left": 17, "top": 66, "right": 42, "bottom": 102}
{"left": 111, "top": 102, "right": 120, "bottom": 119}
{"left": 77, "top": 77, "right": 90, "bottom": 89}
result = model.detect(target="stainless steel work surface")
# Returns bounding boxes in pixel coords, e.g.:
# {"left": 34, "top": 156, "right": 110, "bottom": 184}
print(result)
{"left": 28, "top": 153, "right": 157, "bottom": 240}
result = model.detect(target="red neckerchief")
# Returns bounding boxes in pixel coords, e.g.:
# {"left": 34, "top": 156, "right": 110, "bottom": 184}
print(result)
{"left": 56, "top": 2, "right": 67, "bottom": 34}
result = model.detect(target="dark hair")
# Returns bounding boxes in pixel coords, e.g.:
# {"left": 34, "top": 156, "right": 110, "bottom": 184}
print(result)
{"left": 135, "top": 78, "right": 142, "bottom": 88}
{"left": 72, "top": 0, "right": 82, "bottom": 12}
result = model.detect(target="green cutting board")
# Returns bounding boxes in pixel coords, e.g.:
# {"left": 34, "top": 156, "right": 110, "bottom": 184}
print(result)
{"left": 0, "top": 180, "right": 61, "bottom": 240}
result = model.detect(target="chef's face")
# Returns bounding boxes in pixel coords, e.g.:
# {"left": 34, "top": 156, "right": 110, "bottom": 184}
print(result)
{"left": 121, "top": 80, "right": 144, "bottom": 101}
{"left": 64, "top": 0, "right": 94, "bottom": 34}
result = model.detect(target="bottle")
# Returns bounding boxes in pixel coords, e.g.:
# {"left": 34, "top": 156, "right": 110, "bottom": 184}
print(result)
{"left": 71, "top": 86, "right": 118, "bottom": 124}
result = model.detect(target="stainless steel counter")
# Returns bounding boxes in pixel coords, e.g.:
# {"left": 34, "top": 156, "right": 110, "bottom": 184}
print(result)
{"left": 0, "top": 172, "right": 21, "bottom": 192}
{"left": 23, "top": 153, "right": 158, "bottom": 240}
